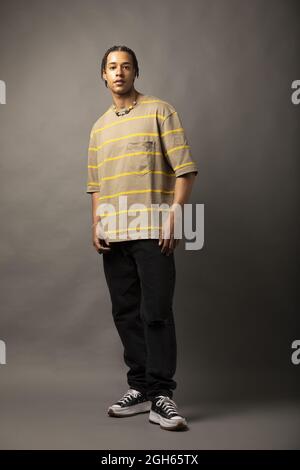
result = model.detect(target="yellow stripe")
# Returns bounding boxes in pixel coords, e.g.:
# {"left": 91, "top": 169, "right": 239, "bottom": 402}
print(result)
{"left": 102, "top": 150, "right": 158, "bottom": 164}
{"left": 88, "top": 152, "right": 196, "bottom": 172}
{"left": 102, "top": 169, "right": 175, "bottom": 181}
{"left": 138, "top": 99, "right": 173, "bottom": 106}
{"left": 94, "top": 132, "right": 160, "bottom": 151}
{"left": 98, "top": 188, "right": 175, "bottom": 201}
{"left": 89, "top": 142, "right": 190, "bottom": 163}
{"left": 166, "top": 145, "right": 191, "bottom": 155}
{"left": 88, "top": 169, "right": 174, "bottom": 184}
{"left": 105, "top": 226, "right": 162, "bottom": 235}
{"left": 174, "top": 161, "right": 197, "bottom": 171}
{"left": 88, "top": 151, "right": 196, "bottom": 173}
{"left": 91, "top": 114, "right": 166, "bottom": 137}
{"left": 88, "top": 150, "right": 161, "bottom": 169}
{"left": 88, "top": 128, "right": 184, "bottom": 153}
{"left": 90, "top": 108, "right": 112, "bottom": 134}
{"left": 98, "top": 207, "right": 170, "bottom": 217}
{"left": 89, "top": 162, "right": 195, "bottom": 185}
{"left": 160, "top": 128, "right": 184, "bottom": 137}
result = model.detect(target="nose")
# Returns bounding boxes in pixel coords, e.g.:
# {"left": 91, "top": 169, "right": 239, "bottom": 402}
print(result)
{"left": 116, "top": 66, "right": 124, "bottom": 76}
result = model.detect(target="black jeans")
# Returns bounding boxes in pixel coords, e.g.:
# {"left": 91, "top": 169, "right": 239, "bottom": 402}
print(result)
{"left": 102, "top": 239, "right": 177, "bottom": 400}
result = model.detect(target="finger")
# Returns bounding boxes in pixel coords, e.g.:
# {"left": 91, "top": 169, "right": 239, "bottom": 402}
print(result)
{"left": 98, "top": 239, "right": 111, "bottom": 253}
{"left": 100, "top": 239, "right": 110, "bottom": 248}
{"left": 161, "top": 238, "right": 170, "bottom": 254}
{"left": 164, "top": 229, "right": 174, "bottom": 255}
{"left": 166, "top": 245, "right": 173, "bottom": 256}
{"left": 93, "top": 240, "right": 102, "bottom": 251}
{"left": 99, "top": 245, "right": 111, "bottom": 253}
{"left": 98, "top": 247, "right": 111, "bottom": 254}
{"left": 158, "top": 229, "right": 163, "bottom": 246}
{"left": 101, "top": 235, "right": 110, "bottom": 245}
{"left": 167, "top": 237, "right": 175, "bottom": 256}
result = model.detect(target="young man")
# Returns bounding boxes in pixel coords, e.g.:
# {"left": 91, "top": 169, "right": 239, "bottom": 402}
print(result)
{"left": 86, "top": 45, "right": 198, "bottom": 431}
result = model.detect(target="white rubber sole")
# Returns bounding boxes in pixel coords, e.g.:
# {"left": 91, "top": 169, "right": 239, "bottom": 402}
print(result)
{"left": 149, "top": 410, "right": 188, "bottom": 430}
{"left": 108, "top": 400, "right": 152, "bottom": 417}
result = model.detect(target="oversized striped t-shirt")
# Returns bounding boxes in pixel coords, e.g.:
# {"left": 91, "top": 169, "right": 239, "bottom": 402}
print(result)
{"left": 86, "top": 93, "right": 198, "bottom": 242}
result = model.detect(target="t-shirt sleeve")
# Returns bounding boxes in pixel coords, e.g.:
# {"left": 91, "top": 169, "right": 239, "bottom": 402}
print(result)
{"left": 159, "top": 110, "right": 198, "bottom": 177}
{"left": 86, "top": 129, "right": 101, "bottom": 193}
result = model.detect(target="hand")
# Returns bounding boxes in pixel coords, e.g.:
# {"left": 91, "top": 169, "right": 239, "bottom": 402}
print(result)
{"left": 92, "top": 221, "right": 111, "bottom": 254}
{"left": 158, "top": 210, "right": 181, "bottom": 255}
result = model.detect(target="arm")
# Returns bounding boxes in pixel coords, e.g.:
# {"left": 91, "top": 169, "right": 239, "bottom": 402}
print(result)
{"left": 91, "top": 192, "right": 111, "bottom": 254}
{"left": 159, "top": 172, "right": 197, "bottom": 254}
{"left": 172, "top": 171, "right": 197, "bottom": 207}
{"left": 91, "top": 191, "right": 100, "bottom": 226}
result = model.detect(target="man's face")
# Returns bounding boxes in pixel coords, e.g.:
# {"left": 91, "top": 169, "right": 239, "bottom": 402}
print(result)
{"left": 102, "top": 51, "right": 136, "bottom": 94}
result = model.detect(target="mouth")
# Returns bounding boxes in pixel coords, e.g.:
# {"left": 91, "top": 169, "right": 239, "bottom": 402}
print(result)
{"left": 115, "top": 81, "right": 125, "bottom": 85}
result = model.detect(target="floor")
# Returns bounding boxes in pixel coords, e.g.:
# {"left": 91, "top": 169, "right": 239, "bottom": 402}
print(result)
{"left": 0, "top": 357, "right": 299, "bottom": 449}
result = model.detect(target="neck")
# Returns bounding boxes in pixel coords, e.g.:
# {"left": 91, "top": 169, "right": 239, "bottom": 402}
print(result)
{"left": 112, "top": 89, "right": 140, "bottom": 110}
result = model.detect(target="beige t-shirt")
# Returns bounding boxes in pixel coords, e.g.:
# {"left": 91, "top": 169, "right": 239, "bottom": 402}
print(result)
{"left": 86, "top": 93, "right": 198, "bottom": 242}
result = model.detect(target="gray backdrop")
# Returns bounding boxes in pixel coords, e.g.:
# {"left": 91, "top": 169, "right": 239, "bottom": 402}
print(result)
{"left": 0, "top": 0, "right": 299, "bottom": 449}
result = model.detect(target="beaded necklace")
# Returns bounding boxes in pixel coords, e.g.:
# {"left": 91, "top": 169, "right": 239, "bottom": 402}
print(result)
{"left": 112, "top": 92, "right": 139, "bottom": 116}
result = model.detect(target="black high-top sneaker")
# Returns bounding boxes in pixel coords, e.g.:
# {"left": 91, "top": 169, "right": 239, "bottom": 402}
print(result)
{"left": 107, "top": 388, "right": 151, "bottom": 417}
{"left": 149, "top": 395, "right": 188, "bottom": 430}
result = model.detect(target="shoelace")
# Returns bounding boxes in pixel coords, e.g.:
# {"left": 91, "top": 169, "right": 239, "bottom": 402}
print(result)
{"left": 119, "top": 389, "right": 141, "bottom": 405}
{"left": 155, "top": 395, "right": 178, "bottom": 415}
